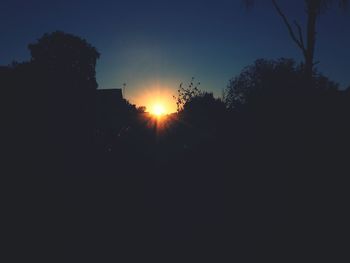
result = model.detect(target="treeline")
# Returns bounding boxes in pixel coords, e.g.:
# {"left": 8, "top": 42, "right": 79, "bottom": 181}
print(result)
{"left": 2, "top": 31, "right": 350, "bottom": 178}
{"left": 168, "top": 58, "right": 350, "bottom": 167}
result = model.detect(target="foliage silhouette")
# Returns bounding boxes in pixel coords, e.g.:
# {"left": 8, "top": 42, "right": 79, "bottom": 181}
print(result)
{"left": 28, "top": 31, "right": 100, "bottom": 122}
{"left": 173, "top": 77, "right": 202, "bottom": 111}
{"left": 224, "top": 58, "right": 339, "bottom": 109}
{"left": 1, "top": 31, "right": 104, "bottom": 174}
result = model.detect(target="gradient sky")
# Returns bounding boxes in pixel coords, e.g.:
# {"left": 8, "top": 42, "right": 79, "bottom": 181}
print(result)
{"left": 1, "top": 0, "right": 349, "bottom": 110}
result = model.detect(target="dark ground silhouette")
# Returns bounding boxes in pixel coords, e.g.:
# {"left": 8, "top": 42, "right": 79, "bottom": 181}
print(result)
{"left": 2, "top": 31, "right": 350, "bottom": 262}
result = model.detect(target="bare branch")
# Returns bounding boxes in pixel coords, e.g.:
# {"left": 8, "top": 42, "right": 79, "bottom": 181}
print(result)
{"left": 294, "top": 20, "right": 306, "bottom": 53}
{"left": 271, "top": 0, "right": 305, "bottom": 52}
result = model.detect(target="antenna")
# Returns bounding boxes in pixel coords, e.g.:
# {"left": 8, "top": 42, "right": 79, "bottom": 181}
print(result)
{"left": 122, "top": 83, "right": 126, "bottom": 98}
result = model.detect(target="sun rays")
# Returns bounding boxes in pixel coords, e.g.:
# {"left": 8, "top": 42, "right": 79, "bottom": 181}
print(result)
{"left": 128, "top": 81, "right": 177, "bottom": 116}
{"left": 151, "top": 103, "right": 166, "bottom": 117}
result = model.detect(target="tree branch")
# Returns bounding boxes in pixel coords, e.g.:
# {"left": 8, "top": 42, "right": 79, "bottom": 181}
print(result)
{"left": 271, "top": 0, "right": 305, "bottom": 52}
{"left": 294, "top": 20, "right": 306, "bottom": 52}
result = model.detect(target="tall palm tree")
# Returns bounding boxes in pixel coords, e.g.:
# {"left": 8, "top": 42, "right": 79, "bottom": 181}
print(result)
{"left": 244, "top": 0, "right": 348, "bottom": 82}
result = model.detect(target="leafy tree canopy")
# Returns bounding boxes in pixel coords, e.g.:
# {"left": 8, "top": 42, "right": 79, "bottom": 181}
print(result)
{"left": 224, "top": 58, "right": 339, "bottom": 109}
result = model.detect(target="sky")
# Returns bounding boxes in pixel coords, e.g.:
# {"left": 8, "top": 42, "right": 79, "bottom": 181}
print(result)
{"left": 1, "top": 0, "right": 349, "bottom": 112}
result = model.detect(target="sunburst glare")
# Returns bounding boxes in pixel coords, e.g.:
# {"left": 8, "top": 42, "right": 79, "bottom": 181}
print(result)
{"left": 151, "top": 103, "right": 166, "bottom": 116}
{"left": 128, "top": 81, "right": 177, "bottom": 115}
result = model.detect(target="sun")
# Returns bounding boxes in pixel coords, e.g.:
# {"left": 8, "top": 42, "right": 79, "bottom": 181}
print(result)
{"left": 151, "top": 103, "right": 166, "bottom": 116}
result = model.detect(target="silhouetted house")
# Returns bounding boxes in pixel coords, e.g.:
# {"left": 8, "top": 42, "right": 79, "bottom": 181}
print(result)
{"left": 95, "top": 88, "right": 126, "bottom": 132}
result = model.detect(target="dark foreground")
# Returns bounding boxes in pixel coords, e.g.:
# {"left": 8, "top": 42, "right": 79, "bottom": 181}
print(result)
{"left": 4, "top": 109, "right": 349, "bottom": 262}
{"left": 1, "top": 33, "right": 349, "bottom": 260}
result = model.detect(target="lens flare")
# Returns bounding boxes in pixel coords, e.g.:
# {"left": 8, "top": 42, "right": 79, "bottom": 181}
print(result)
{"left": 127, "top": 80, "right": 177, "bottom": 115}
{"left": 151, "top": 103, "right": 166, "bottom": 116}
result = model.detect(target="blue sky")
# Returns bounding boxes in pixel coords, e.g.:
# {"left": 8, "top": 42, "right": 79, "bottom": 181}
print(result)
{"left": 1, "top": 0, "right": 349, "bottom": 107}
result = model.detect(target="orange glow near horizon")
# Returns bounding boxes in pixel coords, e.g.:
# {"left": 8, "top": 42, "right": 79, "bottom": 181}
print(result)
{"left": 151, "top": 103, "right": 166, "bottom": 116}
{"left": 129, "top": 81, "right": 177, "bottom": 115}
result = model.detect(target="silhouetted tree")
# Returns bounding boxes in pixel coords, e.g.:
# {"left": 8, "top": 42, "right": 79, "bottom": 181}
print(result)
{"left": 29, "top": 31, "right": 100, "bottom": 81}
{"left": 137, "top": 106, "right": 147, "bottom": 113}
{"left": 32, "top": 32, "right": 98, "bottom": 111}
{"left": 26, "top": 31, "right": 101, "bottom": 163}
{"left": 175, "top": 89, "right": 227, "bottom": 151}
{"left": 224, "top": 58, "right": 339, "bottom": 109}
{"left": 0, "top": 31, "right": 102, "bottom": 177}
{"left": 174, "top": 78, "right": 227, "bottom": 140}
{"left": 244, "top": 0, "right": 348, "bottom": 81}
{"left": 173, "top": 77, "right": 202, "bottom": 112}
{"left": 182, "top": 92, "right": 226, "bottom": 120}
{"left": 29, "top": 31, "right": 100, "bottom": 110}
